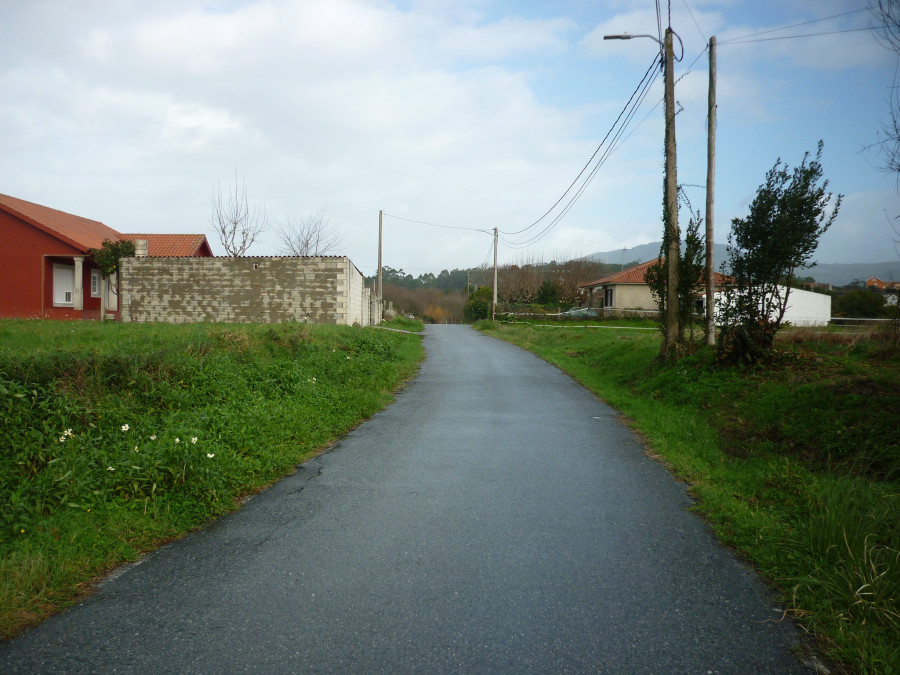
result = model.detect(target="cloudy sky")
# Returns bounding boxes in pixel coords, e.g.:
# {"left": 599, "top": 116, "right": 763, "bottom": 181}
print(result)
{"left": 2, "top": 0, "right": 898, "bottom": 277}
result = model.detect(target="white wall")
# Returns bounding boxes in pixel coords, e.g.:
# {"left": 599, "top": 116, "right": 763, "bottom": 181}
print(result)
{"left": 714, "top": 285, "right": 831, "bottom": 327}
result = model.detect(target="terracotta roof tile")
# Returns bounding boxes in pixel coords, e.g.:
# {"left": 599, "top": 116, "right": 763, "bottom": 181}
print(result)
{"left": 580, "top": 259, "right": 660, "bottom": 287}
{"left": 580, "top": 258, "right": 731, "bottom": 288}
{"left": 0, "top": 193, "right": 122, "bottom": 251}
{"left": 123, "top": 234, "right": 212, "bottom": 257}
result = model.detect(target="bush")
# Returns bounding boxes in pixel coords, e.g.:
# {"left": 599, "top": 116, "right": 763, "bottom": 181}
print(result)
{"left": 718, "top": 142, "right": 841, "bottom": 364}
{"left": 464, "top": 286, "right": 493, "bottom": 322}
{"left": 834, "top": 289, "right": 887, "bottom": 318}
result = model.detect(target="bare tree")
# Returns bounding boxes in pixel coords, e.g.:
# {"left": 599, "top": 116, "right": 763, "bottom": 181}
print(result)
{"left": 870, "top": 2, "right": 900, "bottom": 178}
{"left": 210, "top": 173, "right": 267, "bottom": 257}
{"left": 274, "top": 208, "right": 343, "bottom": 257}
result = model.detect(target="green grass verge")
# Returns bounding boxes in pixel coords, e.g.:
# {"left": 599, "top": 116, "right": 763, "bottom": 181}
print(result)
{"left": 478, "top": 320, "right": 899, "bottom": 674}
{"left": 0, "top": 320, "right": 423, "bottom": 639}
{"left": 381, "top": 316, "right": 425, "bottom": 332}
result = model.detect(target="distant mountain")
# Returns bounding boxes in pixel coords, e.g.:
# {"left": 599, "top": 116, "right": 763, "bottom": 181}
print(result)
{"left": 801, "top": 262, "right": 900, "bottom": 287}
{"left": 580, "top": 242, "right": 730, "bottom": 270}
{"left": 580, "top": 242, "right": 900, "bottom": 287}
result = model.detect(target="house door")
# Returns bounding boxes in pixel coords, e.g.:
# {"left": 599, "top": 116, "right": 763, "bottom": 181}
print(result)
{"left": 53, "top": 264, "right": 75, "bottom": 306}
{"left": 604, "top": 288, "right": 613, "bottom": 308}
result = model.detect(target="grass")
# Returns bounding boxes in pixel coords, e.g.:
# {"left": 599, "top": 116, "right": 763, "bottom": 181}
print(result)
{"left": 476, "top": 319, "right": 899, "bottom": 674}
{"left": 381, "top": 316, "right": 425, "bottom": 332}
{"left": 0, "top": 319, "right": 424, "bottom": 639}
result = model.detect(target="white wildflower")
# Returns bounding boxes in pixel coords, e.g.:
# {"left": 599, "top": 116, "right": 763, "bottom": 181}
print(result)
{"left": 121, "top": 424, "right": 130, "bottom": 432}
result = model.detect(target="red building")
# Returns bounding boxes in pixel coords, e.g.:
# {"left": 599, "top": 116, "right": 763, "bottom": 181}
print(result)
{"left": 0, "top": 194, "right": 213, "bottom": 320}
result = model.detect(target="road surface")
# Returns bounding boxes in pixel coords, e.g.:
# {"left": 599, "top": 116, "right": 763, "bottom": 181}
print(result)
{"left": 1, "top": 324, "right": 807, "bottom": 673}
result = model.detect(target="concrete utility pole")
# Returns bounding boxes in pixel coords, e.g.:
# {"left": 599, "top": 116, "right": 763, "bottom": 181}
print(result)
{"left": 492, "top": 227, "right": 498, "bottom": 321}
{"left": 663, "top": 27, "right": 680, "bottom": 354}
{"left": 705, "top": 36, "right": 717, "bottom": 346}
{"left": 377, "top": 209, "right": 383, "bottom": 302}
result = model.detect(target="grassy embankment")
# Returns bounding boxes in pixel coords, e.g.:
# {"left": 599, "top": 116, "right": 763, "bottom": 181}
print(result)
{"left": 0, "top": 320, "right": 423, "bottom": 640}
{"left": 478, "top": 319, "right": 899, "bottom": 674}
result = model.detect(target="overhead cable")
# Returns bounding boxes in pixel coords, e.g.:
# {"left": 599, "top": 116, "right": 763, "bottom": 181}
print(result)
{"left": 500, "top": 53, "right": 661, "bottom": 241}
{"left": 719, "top": 8, "right": 871, "bottom": 44}
{"left": 500, "top": 54, "right": 663, "bottom": 250}
{"left": 720, "top": 25, "right": 881, "bottom": 45}
{"left": 382, "top": 212, "right": 492, "bottom": 235}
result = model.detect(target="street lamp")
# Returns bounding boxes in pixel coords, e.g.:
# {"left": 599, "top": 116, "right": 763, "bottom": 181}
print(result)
{"left": 605, "top": 28, "right": 682, "bottom": 356}
{"left": 603, "top": 33, "right": 663, "bottom": 47}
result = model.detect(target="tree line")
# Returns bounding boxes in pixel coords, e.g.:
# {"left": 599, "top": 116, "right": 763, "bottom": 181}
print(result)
{"left": 367, "top": 258, "right": 634, "bottom": 323}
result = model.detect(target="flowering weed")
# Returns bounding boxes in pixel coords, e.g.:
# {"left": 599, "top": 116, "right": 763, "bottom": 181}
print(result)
{"left": 0, "top": 320, "right": 423, "bottom": 639}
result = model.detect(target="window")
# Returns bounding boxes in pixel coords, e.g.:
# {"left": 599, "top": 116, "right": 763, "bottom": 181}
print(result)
{"left": 53, "top": 264, "right": 75, "bottom": 306}
{"left": 604, "top": 288, "right": 613, "bottom": 308}
{"left": 91, "top": 269, "right": 102, "bottom": 297}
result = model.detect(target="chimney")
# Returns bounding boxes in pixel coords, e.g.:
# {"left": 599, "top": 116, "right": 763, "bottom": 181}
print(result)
{"left": 134, "top": 239, "right": 149, "bottom": 257}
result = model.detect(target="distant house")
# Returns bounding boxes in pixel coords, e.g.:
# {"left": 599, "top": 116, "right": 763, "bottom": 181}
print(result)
{"left": 866, "top": 276, "right": 900, "bottom": 291}
{"left": 579, "top": 259, "right": 729, "bottom": 311}
{"left": 0, "top": 194, "right": 212, "bottom": 320}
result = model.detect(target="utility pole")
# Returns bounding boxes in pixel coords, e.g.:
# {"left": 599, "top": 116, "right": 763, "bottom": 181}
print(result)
{"left": 663, "top": 26, "right": 680, "bottom": 355}
{"left": 492, "top": 227, "right": 498, "bottom": 321}
{"left": 377, "top": 209, "right": 383, "bottom": 304}
{"left": 705, "top": 36, "right": 717, "bottom": 347}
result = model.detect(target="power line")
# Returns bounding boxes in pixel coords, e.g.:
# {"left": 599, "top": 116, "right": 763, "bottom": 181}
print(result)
{"left": 501, "top": 55, "right": 663, "bottom": 250}
{"left": 681, "top": 0, "right": 707, "bottom": 42}
{"left": 382, "top": 212, "right": 492, "bottom": 235}
{"left": 501, "top": 66, "right": 660, "bottom": 249}
{"left": 501, "top": 53, "right": 661, "bottom": 242}
{"left": 719, "top": 8, "right": 870, "bottom": 44}
{"left": 720, "top": 25, "right": 880, "bottom": 45}
{"left": 655, "top": 0, "right": 664, "bottom": 47}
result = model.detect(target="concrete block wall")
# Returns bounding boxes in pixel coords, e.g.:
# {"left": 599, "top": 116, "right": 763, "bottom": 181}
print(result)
{"left": 119, "top": 256, "right": 376, "bottom": 325}
{"left": 347, "top": 259, "right": 364, "bottom": 326}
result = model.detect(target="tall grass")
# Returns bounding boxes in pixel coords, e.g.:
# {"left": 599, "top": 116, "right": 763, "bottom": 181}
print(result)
{"left": 0, "top": 320, "right": 423, "bottom": 638}
{"left": 480, "top": 320, "right": 899, "bottom": 673}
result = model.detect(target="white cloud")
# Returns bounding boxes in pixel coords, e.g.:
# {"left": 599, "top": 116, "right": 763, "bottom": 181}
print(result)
{"left": 0, "top": 0, "right": 898, "bottom": 272}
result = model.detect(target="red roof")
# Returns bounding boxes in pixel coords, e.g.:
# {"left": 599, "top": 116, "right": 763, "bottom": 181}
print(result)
{"left": 580, "top": 258, "right": 730, "bottom": 288}
{"left": 0, "top": 194, "right": 213, "bottom": 257}
{"left": 0, "top": 193, "right": 122, "bottom": 252}
{"left": 123, "top": 234, "right": 212, "bottom": 257}
{"left": 580, "top": 259, "right": 660, "bottom": 288}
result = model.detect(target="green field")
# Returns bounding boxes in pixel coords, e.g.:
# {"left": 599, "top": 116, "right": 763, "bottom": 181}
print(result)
{"left": 0, "top": 320, "right": 423, "bottom": 639}
{"left": 478, "top": 319, "right": 899, "bottom": 674}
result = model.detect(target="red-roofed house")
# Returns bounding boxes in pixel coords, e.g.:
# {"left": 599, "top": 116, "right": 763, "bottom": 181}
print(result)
{"left": 579, "top": 259, "right": 730, "bottom": 311}
{"left": 0, "top": 194, "right": 212, "bottom": 320}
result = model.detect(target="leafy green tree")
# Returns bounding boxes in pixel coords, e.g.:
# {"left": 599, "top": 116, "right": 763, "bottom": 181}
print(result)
{"left": 718, "top": 142, "right": 842, "bottom": 364}
{"left": 834, "top": 289, "right": 887, "bottom": 318}
{"left": 645, "top": 202, "right": 706, "bottom": 349}
{"left": 464, "top": 286, "right": 492, "bottom": 322}
{"left": 89, "top": 238, "right": 136, "bottom": 295}
{"left": 535, "top": 280, "right": 560, "bottom": 306}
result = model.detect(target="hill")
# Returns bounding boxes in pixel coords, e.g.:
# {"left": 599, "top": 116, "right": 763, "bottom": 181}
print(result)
{"left": 580, "top": 243, "right": 900, "bottom": 287}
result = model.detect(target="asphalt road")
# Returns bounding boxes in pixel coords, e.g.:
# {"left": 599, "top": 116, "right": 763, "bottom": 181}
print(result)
{"left": 1, "top": 324, "right": 808, "bottom": 674}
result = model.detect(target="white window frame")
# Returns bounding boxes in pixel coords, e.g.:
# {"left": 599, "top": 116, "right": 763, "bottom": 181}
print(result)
{"left": 53, "top": 264, "right": 75, "bottom": 307}
{"left": 91, "top": 269, "right": 102, "bottom": 298}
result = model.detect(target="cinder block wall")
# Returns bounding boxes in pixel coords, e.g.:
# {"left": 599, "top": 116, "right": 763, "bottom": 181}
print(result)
{"left": 120, "top": 256, "right": 372, "bottom": 325}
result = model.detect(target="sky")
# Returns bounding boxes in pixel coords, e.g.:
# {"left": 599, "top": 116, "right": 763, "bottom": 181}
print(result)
{"left": 2, "top": 0, "right": 899, "bottom": 278}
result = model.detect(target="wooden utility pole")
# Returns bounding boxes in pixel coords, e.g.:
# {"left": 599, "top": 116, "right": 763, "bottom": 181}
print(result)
{"left": 377, "top": 209, "right": 383, "bottom": 303}
{"left": 664, "top": 27, "right": 680, "bottom": 355}
{"left": 492, "top": 227, "right": 498, "bottom": 321}
{"left": 705, "top": 36, "right": 717, "bottom": 346}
